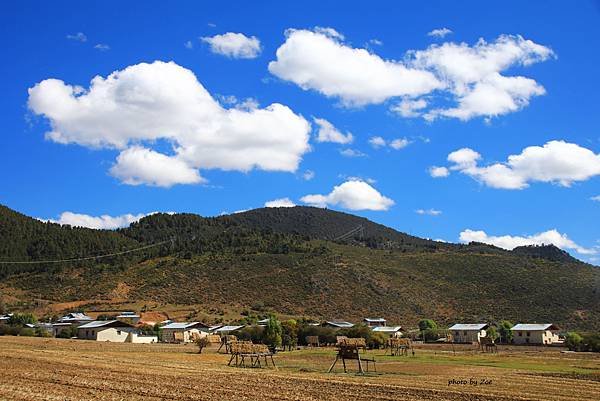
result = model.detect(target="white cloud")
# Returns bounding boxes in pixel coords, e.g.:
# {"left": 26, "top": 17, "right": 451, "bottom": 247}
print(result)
{"left": 459, "top": 228, "right": 596, "bottom": 255}
{"left": 313, "top": 117, "right": 353, "bottom": 144}
{"left": 66, "top": 32, "right": 87, "bottom": 42}
{"left": 443, "top": 141, "right": 600, "bottom": 189}
{"left": 269, "top": 28, "right": 442, "bottom": 106}
{"left": 109, "top": 146, "right": 204, "bottom": 187}
{"left": 264, "top": 197, "right": 296, "bottom": 208}
{"left": 429, "top": 166, "right": 450, "bottom": 178}
{"left": 201, "top": 32, "right": 261, "bottom": 59}
{"left": 184, "top": 40, "right": 193, "bottom": 49}
{"left": 302, "top": 170, "right": 315, "bottom": 181}
{"left": 46, "top": 211, "right": 153, "bottom": 230}
{"left": 412, "top": 35, "right": 555, "bottom": 121}
{"left": 416, "top": 208, "right": 442, "bottom": 216}
{"left": 427, "top": 28, "right": 453, "bottom": 38}
{"left": 270, "top": 28, "right": 553, "bottom": 120}
{"left": 301, "top": 180, "right": 394, "bottom": 211}
{"left": 391, "top": 98, "right": 427, "bottom": 118}
{"left": 390, "top": 138, "right": 410, "bottom": 150}
{"left": 339, "top": 148, "right": 366, "bottom": 158}
{"left": 368, "top": 136, "right": 386, "bottom": 148}
{"left": 591, "top": 195, "right": 600, "bottom": 202}
{"left": 94, "top": 44, "right": 110, "bottom": 51}
{"left": 28, "top": 61, "right": 311, "bottom": 187}
{"left": 369, "top": 136, "right": 410, "bottom": 150}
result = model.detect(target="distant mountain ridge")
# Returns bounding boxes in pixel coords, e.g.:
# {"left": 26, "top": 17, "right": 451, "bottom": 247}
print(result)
{"left": 1, "top": 204, "right": 598, "bottom": 330}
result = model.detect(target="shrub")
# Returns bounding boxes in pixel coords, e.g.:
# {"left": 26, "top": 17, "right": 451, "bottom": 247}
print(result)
{"left": 263, "top": 315, "right": 282, "bottom": 350}
{"left": 367, "top": 332, "right": 387, "bottom": 349}
{"left": 194, "top": 336, "right": 210, "bottom": 353}
{"left": 498, "top": 321, "right": 513, "bottom": 344}
{"left": 8, "top": 313, "right": 36, "bottom": 326}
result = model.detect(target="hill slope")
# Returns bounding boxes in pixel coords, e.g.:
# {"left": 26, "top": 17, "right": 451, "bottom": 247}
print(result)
{"left": 1, "top": 204, "right": 598, "bottom": 330}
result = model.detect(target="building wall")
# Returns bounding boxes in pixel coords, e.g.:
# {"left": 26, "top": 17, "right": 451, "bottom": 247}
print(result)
{"left": 128, "top": 333, "right": 157, "bottom": 343}
{"left": 78, "top": 327, "right": 130, "bottom": 342}
{"left": 452, "top": 329, "right": 486, "bottom": 343}
{"left": 513, "top": 330, "right": 559, "bottom": 344}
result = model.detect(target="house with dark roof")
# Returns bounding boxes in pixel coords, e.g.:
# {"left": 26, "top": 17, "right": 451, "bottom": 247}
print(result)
{"left": 448, "top": 323, "right": 489, "bottom": 343}
{"left": 511, "top": 323, "right": 561, "bottom": 345}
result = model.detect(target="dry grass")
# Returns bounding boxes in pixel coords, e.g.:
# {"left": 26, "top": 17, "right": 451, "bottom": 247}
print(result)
{"left": 0, "top": 337, "right": 598, "bottom": 400}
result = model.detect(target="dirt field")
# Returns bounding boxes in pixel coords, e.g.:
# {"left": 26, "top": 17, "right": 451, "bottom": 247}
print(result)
{"left": 0, "top": 337, "right": 598, "bottom": 401}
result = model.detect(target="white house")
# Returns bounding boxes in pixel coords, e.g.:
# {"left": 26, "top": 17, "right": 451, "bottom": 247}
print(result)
{"left": 511, "top": 323, "right": 561, "bottom": 345}
{"left": 372, "top": 326, "right": 402, "bottom": 337}
{"left": 363, "top": 318, "right": 386, "bottom": 327}
{"left": 449, "top": 323, "right": 489, "bottom": 343}
{"left": 77, "top": 320, "right": 157, "bottom": 343}
{"left": 161, "top": 322, "right": 210, "bottom": 343}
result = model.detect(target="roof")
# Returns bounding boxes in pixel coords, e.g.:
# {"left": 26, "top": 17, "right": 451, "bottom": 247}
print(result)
{"left": 511, "top": 323, "right": 558, "bottom": 331}
{"left": 364, "top": 318, "right": 386, "bottom": 322}
{"left": 324, "top": 321, "right": 354, "bottom": 328}
{"left": 214, "top": 325, "right": 245, "bottom": 333}
{"left": 116, "top": 313, "right": 140, "bottom": 318}
{"left": 372, "top": 326, "right": 402, "bottom": 333}
{"left": 161, "top": 322, "right": 208, "bottom": 330}
{"left": 77, "top": 320, "right": 133, "bottom": 329}
{"left": 257, "top": 318, "right": 270, "bottom": 324}
{"left": 449, "top": 323, "right": 489, "bottom": 331}
{"left": 59, "top": 312, "right": 92, "bottom": 322}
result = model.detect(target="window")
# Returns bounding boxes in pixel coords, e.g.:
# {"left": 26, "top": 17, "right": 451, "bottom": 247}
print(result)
{"left": 518, "top": 331, "right": 522, "bottom": 336}
{"left": 526, "top": 331, "right": 530, "bottom": 337}
{"left": 454, "top": 331, "right": 459, "bottom": 336}
{"left": 463, "top": 331, "right": 467, "bottom": 335}
{"left": 117, "top": 330, "right": 121, "bottom": 335}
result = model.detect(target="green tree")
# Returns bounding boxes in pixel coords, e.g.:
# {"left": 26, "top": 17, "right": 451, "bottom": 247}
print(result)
{"left": 418, "top": 319, "right": 437, "bottom": 331}
{"left": 281, "top": 319, "right": 298, "bottom": 351}
{"left": 565, "top": 332, "right": 583, "bottom": 351}
{"left": 8, "top": 313, "right": 36, "bottom": 326}
{"left": 498, "top": 321, "right": 513, "bottom": 344}
{"left": 263, "top": 314, "right": 282, "bottom": 350}
{"left": 486, "top": 326, "right": 499, "bottom": 340}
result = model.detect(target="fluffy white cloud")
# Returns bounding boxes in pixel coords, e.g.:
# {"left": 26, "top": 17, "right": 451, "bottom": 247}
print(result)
{"left": 412, "top": 35, "right": 554, "bottom": 120}
{"left": 460, "top": 228, "right": 596, "bottom": 255}
{"left": 368, "top": 136, "right": 386, "bottom": 148}
{"left": 264, "top": 197, "right": 296, "bottom": 208}
{"left": 301, "top": 180, "right": 394, "bottom": 211}
{"left": 427, "top": 28, "right": 452, "bottom": 38}
{"left": 591, "top": 195, "right": 600, "bottom": 202}
{"left": 442, "top": 141, "right": 600, "bottom": 189}
{"left": 268, "top": 28, "right": 442, "bottom": 106}
{"left": 270, "top": 28, "right": 553, "bottom": 120}
{"left": 313, "top": 117, "right": 353, "bottom": 144}
{"left": 46, "top": 211, "right": 152, "bottom": 230}
{"left": 94, "top": 44, "right": 110, "bottom": 51}
{"left": 201, "top": 32, "right": 261, "bottom": 59}
{"left": 28, "top": 61, "right": 311, "bottom": 187}
{"left": 184, "top": 40, "right": 193, "bottom": 49}
{"left": 416, "top": 208, "right": 442, "bottom": 216}
{"left": 429, "top": 166, "right": 450, "bottom": 178}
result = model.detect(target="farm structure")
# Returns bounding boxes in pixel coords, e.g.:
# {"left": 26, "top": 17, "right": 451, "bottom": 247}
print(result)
{"left": 227, "top": 341, "right": 276, "bottom": 369}
{"left": 363, "top": 318, "right": 386, "bottom": 327}
{"left": 161, "top": 322, "right": 210, "bottom": 343}
{"left": 511, "top": 323, "right": 561, "bottom": 345}
{"left": 386, "top": 338, "right": 413, "bottom": 356}
{"left": 372, "top": 326, "right": 402, "bottom": 337}
{"left": 328, "top": 343, "right": 376, "bottom": 374}
{"left": 77, "top": 320, "right": 157, "bottom": 343}
{"left": 448, "top": 323, "right": 489, "bottom": 343}
{"left": 115, "top": 311, "right": 140, "bottom": 324}
{"left": 323, "top": 320, "right": 354, "bottom": 329}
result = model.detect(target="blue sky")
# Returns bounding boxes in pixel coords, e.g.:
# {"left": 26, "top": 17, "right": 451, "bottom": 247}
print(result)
{"left": 1, "top": 1, "right": 599, "bottom": 263}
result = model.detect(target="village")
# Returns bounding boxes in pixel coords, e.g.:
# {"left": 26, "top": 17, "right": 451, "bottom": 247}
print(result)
{"left": 0, "top": 310, "right": 565, "bottom": 348}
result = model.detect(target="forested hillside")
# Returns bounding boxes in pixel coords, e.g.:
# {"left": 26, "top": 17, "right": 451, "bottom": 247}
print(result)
{"left": 1, "top": 204, "right": 599, "bottom": 330}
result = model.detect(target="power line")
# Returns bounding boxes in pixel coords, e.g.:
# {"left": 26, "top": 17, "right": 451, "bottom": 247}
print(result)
{"left": 0, "top": 239, "right": 173, "bottom": 265}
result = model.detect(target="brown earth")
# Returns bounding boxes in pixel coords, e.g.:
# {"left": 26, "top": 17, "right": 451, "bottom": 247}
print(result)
{"left": 0, "top": 337, "right": 599, "bottom": 400}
